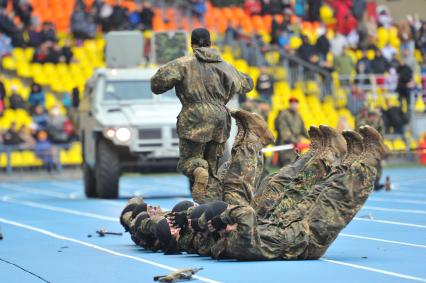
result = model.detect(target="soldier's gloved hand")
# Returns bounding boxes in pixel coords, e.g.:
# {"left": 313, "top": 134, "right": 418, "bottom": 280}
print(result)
{"left": 169, "top": 211, "right": 188, "bottom": 229}
{"left": 210, "top": 216, "right": 227, "bottom": 232}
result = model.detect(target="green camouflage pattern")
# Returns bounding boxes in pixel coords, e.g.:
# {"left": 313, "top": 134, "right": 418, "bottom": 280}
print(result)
{"left": 222, "top": 132, "right": 264, "bottom": 206}
{"left": 210, "top": 161, "right": 376, "bottom": 260}
{"left": 151, "top": 47, "right": 253, "bottom": 144}
{"left": 153, "top": 32, "right": 188, "bottom": 65}
{"left": 276, "top": 109, "right": 308, "bottom": 145}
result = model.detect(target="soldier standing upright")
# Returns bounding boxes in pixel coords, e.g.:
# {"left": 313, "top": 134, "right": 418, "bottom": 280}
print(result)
{"left": 151, "top": 28, "right": 254, "bottom": 204}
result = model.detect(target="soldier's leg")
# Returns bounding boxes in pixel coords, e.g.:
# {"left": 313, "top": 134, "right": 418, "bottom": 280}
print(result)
{"left": 252, "top": 127, "right": 325, "bottom": 218}
{"left": 203, "top": 140, "right": 226, "bottom": 202}
{"left": 222, "top": 131, "right": 264, "bottom": 206}
{"left": 278, "top": 126, "right": 386, "bottom": 260}
{"left": 177, "top": 139, "right": 209, "bottom": 203}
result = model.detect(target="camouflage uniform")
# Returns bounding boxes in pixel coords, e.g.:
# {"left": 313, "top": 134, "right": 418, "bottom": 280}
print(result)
{"left": 135, "top": 215, "right": 165, "bottom": 251}
{"left": 210, "top": 161, "right": 376, "bottom": 260}
{"left": 276, "top": 109, "right": 308, "bottom": 165}
{"left": 252, "top": 149, "right": 331, "bottom": 222}
{"left": 151, "top": 47, "right": 253, "bottom": 204}
{"left": 355, "top": 111, "right": 385, "bottom": 189}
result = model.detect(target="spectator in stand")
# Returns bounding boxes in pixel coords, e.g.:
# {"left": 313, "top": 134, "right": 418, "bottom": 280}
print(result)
{"left": 397, "top": 59, "right": 415, "bottom": 109}
{"left": 0, "top": 98, "right": 3, "bottom": 116}
{"left": 110, "top": 3, "right": 130, "bottom": 30}
{"left": 35, "top": 130, "right": 55, "bottom": 173}
{"left": 354, "top": 61, "right": 371, "bottom": 86}
{"left": 189, "top": 0, "right": 207, "bottom": 24}
{"left": 297, "top": 35, "right": 316, "bottom": 62}
{"left": 9, "top": 86, "right": 26, "bottom": 110}
{"left": 32, "top": 41, "right": 51, "bottom": 63}
{"left": 3, "top": 122, "right": 23, "bottom": 145}
{"left": 382, "top": 99, "right": 408, "bottom": 134}
{"left": 293, "top": 0, "right": 305, "bottom": 18}
{"left": 271, "top": 14, "right": 290, "bottom": 45}
{"left": 352, "top": 0, "right": 366, "bottom": 21}
{"left": 377, "top": 7, "right": 392, "bottom": 28}
{"left": 18, "top": 124, "right": 36, "bottom": 146}
{"left": 47, "top": 105, "right": 68, "bottom": 144}
{"left": 371, "top": 49, "right": 390, "bottom": 74}
{"left": 71, "top": 4, "right": 97, "bottom": 40}
{"left": 27, "top": 23, "right": 42, "bottom": 47}
{"left": 417, "top": 21, "right": 426, "bottom": 56}
{"left": 356, "top": 49, "right": 372, "bottom": 74}
{"left": 61, "top": 40, "right": 73, "bottom": 64}
{"left": 307, "top": 0, "right": 321, "bottom": 22}
{"left": 14, "top": 0, "right": 33, "bottom": 27}
{"left": 334, "top": 47, "right": 354, "bottom": 85}
{"left": 401, "top": 47, "right": 418, "bottom": 74}
{"left": 275, "top": 97, "right": 308, "bottom": 166}
{"left": 256, "top": 66, "right": 274, "bottom": 105}
{"left": 0, "top": 31, "right": 13, "bottom": 57}
{"left": 32, "top": 105, "right": 49, "bottom": 130}
{"left": 315, "top": 26, "right": 330, "bottom": 61}
{"left": 0, "top": 79, "right": 5, "bottom": 106}
{"left": 28, "top": 83, "right": 45, "bottom": 111}
{"left": 245, "top": 0, "right": 262, "bottom": 16}
{"left": 398, "top": 19, "right": 415, "bottom": 55}
{"left": 140, "top": 2, "right": 154, "bottom": 30}
{"left": 382, "top": 43, "right": 397, "bottom": 62}
{"left": 39, "top": 22, "right": 58, "bottom": 43}
{"left": 331, "top": 33, "right": 347, "bottom": 56}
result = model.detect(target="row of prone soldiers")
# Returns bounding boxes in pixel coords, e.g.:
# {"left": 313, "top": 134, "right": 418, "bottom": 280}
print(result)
{"left": 119, "top": 109, "right": 388, "bottom": 261}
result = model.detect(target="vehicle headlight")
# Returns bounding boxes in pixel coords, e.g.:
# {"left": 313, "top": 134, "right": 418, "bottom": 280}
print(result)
{"left": 115, "top": 127, "right": 131, "bottom": 142}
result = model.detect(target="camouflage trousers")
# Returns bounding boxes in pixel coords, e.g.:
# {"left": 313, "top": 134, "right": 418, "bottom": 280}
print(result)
{"left": 221, "top": 133, "right": 264, "bottom": 206}
{"left": 252, "top": 152, "right": 330, "bottom": 221}
{"left": 177, "top": 138, "right": 224, "bottom": 203}
{"left": 275, "top": 162, "right": 376, "bottom": 259}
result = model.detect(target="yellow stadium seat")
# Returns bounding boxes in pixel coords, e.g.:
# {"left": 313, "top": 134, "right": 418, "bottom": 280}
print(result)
{"left": 0, "top": 153, "right": 7, "bottom": 168}
{"left": 24, "top": 48, "right": 35, "bottom": 61}
{"left": 16, "top": 63, "right": 32, "bottom": 78}
{"left": 393, "top": 139, "right": 406, "bottom": 151}
{"left": 289, "top": 36, "right": 302, "bottom": 50}
{"left": 376, "top": 27, "right": 389, "bottom": 49}
{"left": 10, "top": 152, "right": 24, "bottom": 167}
{"left": 320, "top": 5, "right": 334, "bottom": 24}
{"left": 415, "top": 96, "right": 425, "bottom": 113}
{"left": 45, "top": 93, "right": 58, "bottom": 110}
{"left": 234, "top": 59, "right": 248, "bottom": 73}
{"left": 12, "top": 48, "right": 26, "bottom": 62}
{"left": 2, "top": 56, "right": 16, "bottom": 70}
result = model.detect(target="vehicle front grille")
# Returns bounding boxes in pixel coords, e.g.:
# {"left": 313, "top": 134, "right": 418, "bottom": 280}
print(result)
{"left": 138, "top": 128, "right": 162, "bottom": 139}
{"left": 172, "top": 128, "right": 178, "bottom": 139}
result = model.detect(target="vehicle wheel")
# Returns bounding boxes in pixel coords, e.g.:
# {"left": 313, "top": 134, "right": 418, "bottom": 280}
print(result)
{"left": 84, "top": 164, "right": 97, "bottom": 198}
{"left": 95, "top": 138, "right": 120, "bottom": 199}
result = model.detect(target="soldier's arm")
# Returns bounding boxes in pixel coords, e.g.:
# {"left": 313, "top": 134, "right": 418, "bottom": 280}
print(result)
{"left": 220, "top": 205, "right": 256, "bottom": 237}
{"left": 150, "top": 60, "right": 183, "bottom": 94}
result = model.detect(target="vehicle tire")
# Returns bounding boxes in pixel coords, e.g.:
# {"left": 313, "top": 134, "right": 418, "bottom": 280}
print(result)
{"left": 83, "top": 164, "right": 97, "bottom": 198}
{"left": 95, "top": 138, "right": 120, "bottom": 199}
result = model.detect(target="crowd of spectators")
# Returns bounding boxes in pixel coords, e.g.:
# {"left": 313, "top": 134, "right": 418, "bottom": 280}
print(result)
{"left": 0, "top": 1, "right": 74, "bottom": 64}
{"left": 0, "top": 78, "right": 79, "bottom": 171}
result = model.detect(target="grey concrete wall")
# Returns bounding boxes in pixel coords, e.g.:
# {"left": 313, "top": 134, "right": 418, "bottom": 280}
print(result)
{"left": 375, "top": 0, "right": 426, "bottom": 20}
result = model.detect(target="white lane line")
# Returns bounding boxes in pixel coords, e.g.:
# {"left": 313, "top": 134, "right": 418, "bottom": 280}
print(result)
{"left": 3, "top": 197, "right": 426, "bottom": 251}
{"left": 369, "top": 197, "right": 426, "bottom": 205}
{"left": 363, "top": 206, "right": 426, "bottom": 215}
{"left": 0, "top": 183, "right": 74, "bottom": 199}
{"left": 378, "top": 192, "right": 426, "bottom": 198}
{"left": 0, "top": 218, "right": 221, "bottom": 283}
{"left": 339, "top": 234, "right": 426, "bottom": 249}
{"left": 354, "top": 217, "right": 426, "bottom": 229}
{"left": 1, "top": 197, "right": 117, "bottom": 222}
{"left": 321, "top": 258, "right": 426, "bottom": 282}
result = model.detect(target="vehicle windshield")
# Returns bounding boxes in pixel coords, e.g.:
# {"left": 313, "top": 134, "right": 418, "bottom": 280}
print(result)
{"left": 103, "top": 80, "right": 177, "bottom": 102}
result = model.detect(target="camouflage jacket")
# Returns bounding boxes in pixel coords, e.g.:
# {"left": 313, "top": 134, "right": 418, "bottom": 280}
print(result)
{"left": 137, "top": 215, "right": 164, "bottom": 251}
{"left": 151, "top": 47, "right": 254, "bottom": 143}
{"left": 276, "top": 109, "right": 307, "bottom": 144}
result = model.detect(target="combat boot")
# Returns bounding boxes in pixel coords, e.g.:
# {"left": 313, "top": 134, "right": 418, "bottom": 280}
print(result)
{"left": 341, "top": 130, "right": 364, "bottom": 166}
{"left": 318, "top": 125, "right": 347, "bottom": 164}
{"left": 231, "top": 109, "right": 275, "bottom": 146}
{"left": 192, "top": 167, "right": 209, "bottom": 204}
{"left": 358, "top": 126, "right": 389, "bottom": 167}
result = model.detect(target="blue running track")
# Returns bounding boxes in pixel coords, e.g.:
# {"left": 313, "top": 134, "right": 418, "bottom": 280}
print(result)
{"left": 1, "top": 167, "right": 426, "bottom": 283}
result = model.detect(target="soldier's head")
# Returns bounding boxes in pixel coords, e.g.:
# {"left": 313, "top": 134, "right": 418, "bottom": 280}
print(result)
{"left": 289, "top": 97, "right": 299, "bottom": 111}
{"left": 189, "top": 204, "right": 208, "bottom": 232}
{"left": 191, "top": 28, "right": 211, "bottom": 49}
{"left": 172, "top": 200, "right": 195, "bottom": 213}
